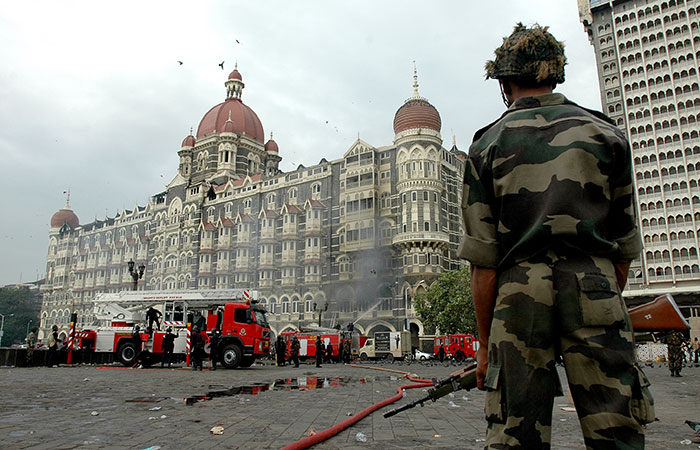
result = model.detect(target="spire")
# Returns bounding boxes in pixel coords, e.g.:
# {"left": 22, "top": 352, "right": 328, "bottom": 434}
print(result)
{"left": 270, "top": 131, "right": 274, "bottom": 140}
{"left": 189, "top": 126, "right": 193, "bottom": 135}
{"left": 452, "top": 134, "right": 456, "bottom": 147}
{"left": 63, "top": 189, "right": 71, "bottom": 208}
{"left": 412, "top": 61, "right": 419, "bottom": 99}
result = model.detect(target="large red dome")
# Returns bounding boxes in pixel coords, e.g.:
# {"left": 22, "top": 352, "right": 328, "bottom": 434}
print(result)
{"left": 393, "top": 98, "right": 441, "bottom": 134}
{"left": 196, "top": 98, "right": 264, "bottom": 143}
{"left": 51, "top": 208, "right": 79, "bottom": 229}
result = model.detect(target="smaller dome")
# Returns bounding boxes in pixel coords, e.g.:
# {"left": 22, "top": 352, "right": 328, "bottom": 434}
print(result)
{"left": 51, "top": 208, "right": 79, "bottom": 229}
{"left": 181, "top": 133, "right": 195, "bottom": 148}
{"left": 228, "top": 69, "right": 242, "bottom": 81}
{"left": 265, "top": 135, "right": 279, "bottom": 153}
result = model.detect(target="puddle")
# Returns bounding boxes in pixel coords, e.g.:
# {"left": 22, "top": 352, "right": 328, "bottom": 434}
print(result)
{"left": 183, "top": 377, "right": 359, "bottom": 405}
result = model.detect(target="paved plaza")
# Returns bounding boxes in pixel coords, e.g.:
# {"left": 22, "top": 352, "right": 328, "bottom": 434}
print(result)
{"left": 0, "top": 359, "right": 698, "bottom": 449}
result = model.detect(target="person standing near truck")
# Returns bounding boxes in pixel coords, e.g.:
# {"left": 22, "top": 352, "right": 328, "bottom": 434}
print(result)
{"left": 276, "top": 336, "right": 287, "bottom": 367}
{"left": 190, "top": 326, "right": 204, "bottom": 371}
{"left": 161, "top": 327, "right": 176, "bottom": 368}
{"left": 460, "top": 23, "right": 653, "bottom": 448}
{"left": 46, "top": 325, "right": 60, "bottom": 367}
{"left": 209, "top": 328, "right": 221, "bottom": 371}
{"left": 315, "top": 336, "right": 323, "bottom": 368}
{"left": 290, "top": 336, "right": 300, "bottom": 368}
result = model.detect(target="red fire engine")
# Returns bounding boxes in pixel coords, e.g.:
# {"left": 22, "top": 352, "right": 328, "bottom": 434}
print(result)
{"left": 74, "top": 289, "right": 271, "bottom": 369}
{"left": 433, "top": 333, "right": 478, "bottom": 361}
{"left": 280, "top": 330, "right": 352, "bottom": 362}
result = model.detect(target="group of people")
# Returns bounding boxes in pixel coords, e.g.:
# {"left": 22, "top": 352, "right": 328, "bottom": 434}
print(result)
{"left": 274, "top": 335, "right": 352, "bottom": 368}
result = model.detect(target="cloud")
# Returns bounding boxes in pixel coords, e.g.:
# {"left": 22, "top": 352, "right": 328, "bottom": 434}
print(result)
{"left": 0, "top": 0, "right": 603, "bottom": 285}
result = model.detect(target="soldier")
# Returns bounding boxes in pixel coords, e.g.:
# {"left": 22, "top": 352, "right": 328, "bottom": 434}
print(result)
{"left": 290, "top": 336, "right": 300, "bottom": 368}
{"left": 666, "top": 331, "right": 684, "bottom": 377}
{"left": 459, "top": 23, "right": 654, "bottom": 448}
{"left": 26, "top": 327, "right": 37, "bottom": 366}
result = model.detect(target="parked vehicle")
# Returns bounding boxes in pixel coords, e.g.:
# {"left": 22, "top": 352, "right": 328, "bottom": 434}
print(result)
{"left": 75, "top": 289, "right": 271, "bottom": 368}
{"left": 433, "top": 334, "right": 478, "bottom": 361}
{"left": 414, "top": 349, "right": 433, "bottom": 361}
{"left": 358, "top": 331, "right": 412, "bottom": 361}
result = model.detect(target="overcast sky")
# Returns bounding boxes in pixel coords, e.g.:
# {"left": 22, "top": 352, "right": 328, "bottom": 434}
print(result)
{"left": 0, "top": 0, "right": 601, "bottom": 286}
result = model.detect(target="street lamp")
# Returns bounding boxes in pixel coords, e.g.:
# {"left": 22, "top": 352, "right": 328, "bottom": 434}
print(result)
{"left": 128, "top": 259, "right": 146, "bottom": 291}
{"left": 313, "top": 302, "right": 328, "bottom": 327}
{"left": 25, "top": 319, "right": 33, "bottom": 337}
{"left": 0, "top": 313, "right": 15, "bottom": 347}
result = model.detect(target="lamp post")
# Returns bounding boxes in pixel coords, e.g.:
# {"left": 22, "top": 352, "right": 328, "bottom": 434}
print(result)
{"left": 128, "top": 259, "right": 146, "bottom": 291}
{"left": 313, "top": 302, "right": 328, "bottom": 327}
{"left": 25, "top": 319, "right": 33, "bottom": 337}
{"left": 0, "top": 313, "right": 14, "bottom": 347}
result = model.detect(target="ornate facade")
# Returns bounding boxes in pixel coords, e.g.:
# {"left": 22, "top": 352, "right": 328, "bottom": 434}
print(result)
{"left": 579, "top": 0, "right": 700, "bottom": 307}
{"left": 41, "top": 67, "right": 467, "bottom": 345}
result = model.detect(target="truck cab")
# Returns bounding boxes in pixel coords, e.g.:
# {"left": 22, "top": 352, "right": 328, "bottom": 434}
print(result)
{"left": 211, "top": 302, "right": 271, "bottom": 369}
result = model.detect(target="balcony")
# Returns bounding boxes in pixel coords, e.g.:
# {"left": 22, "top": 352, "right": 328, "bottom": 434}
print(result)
{"left": 392, "top": 231, "right": 450, "bottom": 247}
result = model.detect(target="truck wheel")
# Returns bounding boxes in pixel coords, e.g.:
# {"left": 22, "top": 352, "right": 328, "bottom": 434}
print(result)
{"left": 386, "top": 353, "right": 394, "bottom": 362}
{"left": 455, "top": 351, "right": 465, "bottom": 362}
{"left": 221, "top": 344, "right": 242, "bottom": 369}
{"left": 360, "top": 353, "right": 368, "bottom": 361}
{"left": 117, "top": 342, "right": 137, "bottom": 366}
{"left": 239, "top": 356, "right": 255, "bottom": 368}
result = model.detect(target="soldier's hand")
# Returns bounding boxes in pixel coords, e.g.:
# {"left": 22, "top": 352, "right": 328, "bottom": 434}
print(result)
{"left": 476, "top": 345, "right": 488, "bottom": 391}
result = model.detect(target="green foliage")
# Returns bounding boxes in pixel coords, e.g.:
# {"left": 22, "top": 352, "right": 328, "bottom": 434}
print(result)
{"left": 414, "top": 267, "right": 476, "bottom": 335}
{"left": 0, "top": 287, "right": 41, "bottom": 346}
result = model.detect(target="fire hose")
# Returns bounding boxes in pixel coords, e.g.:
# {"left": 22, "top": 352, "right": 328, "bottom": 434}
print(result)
{"left": 280, "top": 364, "right": 433, "bottom": 450}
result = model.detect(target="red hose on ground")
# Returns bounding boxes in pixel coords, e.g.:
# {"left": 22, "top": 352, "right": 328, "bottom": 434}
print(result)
{"left": 280, "top": 365, "right": 432, "bottom": 450}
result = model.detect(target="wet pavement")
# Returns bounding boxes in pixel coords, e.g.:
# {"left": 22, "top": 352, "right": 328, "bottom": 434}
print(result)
{"left": 1, "top": 359, "right": 699, "bottom": 449}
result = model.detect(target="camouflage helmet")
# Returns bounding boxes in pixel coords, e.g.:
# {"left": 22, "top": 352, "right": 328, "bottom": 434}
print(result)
{"left": 485, "top": 22, "right": 566, "bottom": 84}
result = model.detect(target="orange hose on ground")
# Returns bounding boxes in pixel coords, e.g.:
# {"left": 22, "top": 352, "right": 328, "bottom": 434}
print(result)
{"left": 280, "top": 364, "right": 432, "bottom": 450}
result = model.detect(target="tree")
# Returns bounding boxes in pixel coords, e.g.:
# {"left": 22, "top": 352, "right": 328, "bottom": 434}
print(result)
{"left": 414, "top": 267, "right": 476, "bottom": 335}
{"left": 0, "top": 287, "right": 41, "bottom": 346}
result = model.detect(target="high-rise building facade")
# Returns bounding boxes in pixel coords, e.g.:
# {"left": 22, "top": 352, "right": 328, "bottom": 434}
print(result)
{"left": 40, "top": 67, "right": 467, "bottom": 345}
{"left": 579, "top": 0, "right": 700, "bottom": 302}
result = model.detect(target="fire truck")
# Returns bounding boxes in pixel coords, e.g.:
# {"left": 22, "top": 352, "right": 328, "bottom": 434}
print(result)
{"left": 433, "top": 333, "right": 478, "bottom": 361}
{"left": 280, "top": 330, "right": 352, "bottom": 362}
{"left": 75, "top": 289, "right": 271, "bottom": 369}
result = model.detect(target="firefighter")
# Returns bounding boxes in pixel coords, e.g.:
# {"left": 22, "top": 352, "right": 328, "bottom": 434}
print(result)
{"left": 161, "top": 327, "right": 176, "bottom": 368}
{"left": 325, "top": 342, "right": 334, "bottom": 364}
{"left": 275, "top": 336, "right": 287, "bottom": 367}
{"left": 343, "top": 339, "right": 351, "bottom": 364}
{"left": 438, "top": 344, "right": 446, "bottom": 363}
{"left": 146, "top": 307, "right": 162, "bottom": 332}
{"left": 290, "top": 336, "right": 300, "bottom": 368}
{"left": 209, "top": 328, "right": 221, "bottom": 370}
{"left": 190, "top": 326, "right": 204, "bottom": 371}
{"left": 131, "top": 325, "right": 142, "bottom": 357}
{"left": 315, "top": 336, "right": 323, "bottom": 368}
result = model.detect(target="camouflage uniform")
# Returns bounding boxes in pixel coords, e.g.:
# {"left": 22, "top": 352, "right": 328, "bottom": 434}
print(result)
{"left": 665, "top": 331, "right": 684, "bottom": 376}
{"left": 459, "top": 93, "right": 655, "bottom": 448}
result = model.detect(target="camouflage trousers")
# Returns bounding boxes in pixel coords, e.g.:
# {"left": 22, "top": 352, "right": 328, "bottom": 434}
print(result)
{"left": 484, "top": 252, "right": 654, "bottom": 449}
{"left": 667, "top": 345, "right": 683, "bottom": 374}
